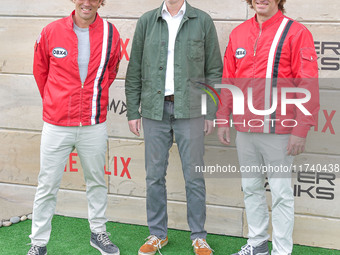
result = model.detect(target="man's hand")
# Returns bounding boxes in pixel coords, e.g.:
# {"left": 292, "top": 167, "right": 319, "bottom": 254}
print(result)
{"left": 204, "top": 120, "right": 215, "bottom": 136}
{"left": 217, "top": 126, "right": 230, "bottom": 145}
{"left": 128, "top": 119, "right": 141, "bottom": 136}
{"left": 287, "top": 134, "right": 306, "bottom": 156}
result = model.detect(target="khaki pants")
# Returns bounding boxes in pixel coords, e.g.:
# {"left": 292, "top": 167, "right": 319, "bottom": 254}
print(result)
{"left": 30, "top": 122, "right": 108, "bottom": 246}
{"left": 236, "top": 132, "right": 294, "bottom": 255}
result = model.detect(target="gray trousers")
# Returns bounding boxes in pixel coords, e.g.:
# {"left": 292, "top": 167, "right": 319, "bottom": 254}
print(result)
{"left": 142, "top": 101, "right": 207, "bottom": 240}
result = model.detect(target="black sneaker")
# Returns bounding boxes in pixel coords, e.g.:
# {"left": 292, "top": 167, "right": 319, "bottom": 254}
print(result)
{"left": 90, "top": 232, "right": 120, "bottom": 255}
{"left": 231, "top": 240, "right": 269, "bottom": 255}
{"left": 27, "top": 245, "right": 47, "bottom": 255}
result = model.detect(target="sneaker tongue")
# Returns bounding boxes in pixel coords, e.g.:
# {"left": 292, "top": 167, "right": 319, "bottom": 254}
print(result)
{"left": 240, "top": 244, "right": 252, "bottom": 255}
{"left": 147, "top": 236, "right": 158, "bottom": 245}
{"left": 28, "top": 246, "right": 39, "bottom": 255}
{"left": 195, "top": 239, "right": 208, "bottom": 248}
{"left": 198, "top": 242, "right": 208, "bottom": 248}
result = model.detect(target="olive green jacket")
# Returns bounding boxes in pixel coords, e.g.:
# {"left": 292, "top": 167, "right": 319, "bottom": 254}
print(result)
{"left": 125, "top": 2, "right": 223, "bottom": 121}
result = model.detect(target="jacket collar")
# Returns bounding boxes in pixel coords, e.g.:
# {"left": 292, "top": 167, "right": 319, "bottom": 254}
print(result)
{"left": 66, "top": 10, "right": 101, "bottom": 30}
{"left": 156, "top": 1, "right": 197, "bottom": 20}
{"left": 252, "top": 10, "right": 284, "bottom": 29}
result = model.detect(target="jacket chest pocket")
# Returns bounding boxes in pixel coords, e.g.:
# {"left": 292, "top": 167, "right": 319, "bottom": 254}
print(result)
{"left": 187, "top": 40, "right": 204, "bottom": 62}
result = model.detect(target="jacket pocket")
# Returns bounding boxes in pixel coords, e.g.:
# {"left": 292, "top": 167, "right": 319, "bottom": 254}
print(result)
{"left": 187, "top": 40, "right": 204, "bottom": 62}
{"left": 300, "top": 47, "right": 318, "bottom": 78}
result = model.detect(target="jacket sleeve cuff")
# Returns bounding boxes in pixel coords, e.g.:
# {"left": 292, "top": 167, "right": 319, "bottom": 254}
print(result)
{"left": 291, "top": 125, "right": 310, "bottom": 138}
{"left": 127, "top": 112, "right": 141, "bottom": 121}
{"left": 214, "top": 117, "right": 230, "bottom": 128}
{"left": 205, "top": 111, "right": 216, "bottom": 121}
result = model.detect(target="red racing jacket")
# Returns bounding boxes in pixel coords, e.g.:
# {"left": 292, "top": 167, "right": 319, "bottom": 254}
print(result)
{"left": 34, "top": 11, "right": 121, "bottom": 126}
{"left": 216, "top": 11, "right": 319, "bottom": 137}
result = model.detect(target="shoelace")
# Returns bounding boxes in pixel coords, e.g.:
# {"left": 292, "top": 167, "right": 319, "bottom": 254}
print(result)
{"left": 238, "top": 244, "right": 253, "bottom": 255}
{"left": 192, "top": 238, "right": 214, "bottom": 252}
{"left": 97, "top": 232, "right": 112, "bottom": 246}
{"left": 145, "top": 235, "right": 164, "bottom": 255}
{"left": 27, "top": 245, "right": 39, "bottom": 255}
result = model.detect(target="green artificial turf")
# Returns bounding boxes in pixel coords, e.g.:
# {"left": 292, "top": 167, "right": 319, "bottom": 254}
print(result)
{"left": 0, "top": 215, "right": 339, "bottom": 254}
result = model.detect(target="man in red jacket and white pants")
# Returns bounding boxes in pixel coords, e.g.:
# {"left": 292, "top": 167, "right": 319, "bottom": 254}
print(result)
{"left": 217, "top": 0, "right": 319, "bottom": 254}
{"left": 27, "top": 1, "right": 121, "bottom": 255}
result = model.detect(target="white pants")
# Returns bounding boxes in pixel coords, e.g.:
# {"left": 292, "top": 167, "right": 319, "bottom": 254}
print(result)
{"left": 30, "top": 122, "right": 108, "bottom": 246}
{"left": 236, "top": 132, "right": 294, "bottom": 255}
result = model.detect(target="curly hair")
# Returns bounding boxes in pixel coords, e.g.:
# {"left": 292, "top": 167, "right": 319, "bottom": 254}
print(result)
{"left": 70, "top": 0, "right": 106, "bottom": 7}
{"left": 245, "top": 0, "right": 286, "bottom": 14}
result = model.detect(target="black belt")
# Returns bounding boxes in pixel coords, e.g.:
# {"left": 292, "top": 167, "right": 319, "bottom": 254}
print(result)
{"left": 164, "top": 95, "right": 174, "bottom": 102}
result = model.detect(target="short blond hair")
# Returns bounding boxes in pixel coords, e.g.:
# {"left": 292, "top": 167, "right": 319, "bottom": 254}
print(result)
{"left": 245, "top": 0, "right": 286, "bottom": 14}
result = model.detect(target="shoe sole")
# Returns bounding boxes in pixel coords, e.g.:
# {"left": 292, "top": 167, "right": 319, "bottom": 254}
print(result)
{"left": 194, "top": 251, "right": 212, "bottom": 255}
{"left": 231, "top": 252, "right": 268, "bottom": 255}
{"left": 138, "top": 239, "right": 168, "bottom": 255}
{"left": 27, "top": 249, "right": 47, "bottom": 255}
{"left": 90, "top": 241, "right": 120, "bottom": 255}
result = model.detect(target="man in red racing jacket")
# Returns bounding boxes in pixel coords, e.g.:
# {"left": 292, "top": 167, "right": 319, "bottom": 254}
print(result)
{"left": 27, "top": 1, "right": 120, "bottom": 255}
{"left": 216, "top": 0, "right": 319, "bottom": 255}
{"left": 33, "top": 7, "right": 120, "bottom": 126}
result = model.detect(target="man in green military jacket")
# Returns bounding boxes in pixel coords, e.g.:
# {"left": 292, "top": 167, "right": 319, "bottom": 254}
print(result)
{"left": 125, "top": 1, "right": 222, "bottom": 254}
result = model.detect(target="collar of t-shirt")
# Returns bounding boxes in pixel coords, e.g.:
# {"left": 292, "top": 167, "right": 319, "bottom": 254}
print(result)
{"left": 161, "top": 1, "right": 186, "bottom": 96}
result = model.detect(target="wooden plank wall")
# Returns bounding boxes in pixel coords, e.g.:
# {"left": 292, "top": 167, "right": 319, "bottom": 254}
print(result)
{"left": 0, "top": 0, "right": 339, "bottom": 250}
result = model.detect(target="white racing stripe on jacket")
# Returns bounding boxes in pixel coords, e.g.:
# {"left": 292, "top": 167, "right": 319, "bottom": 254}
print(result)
{"left": 263, "top": 18, "right": 288, "bottom": 133}
{"left": 91, "top": 20, "right": 109, "bottom": 125}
